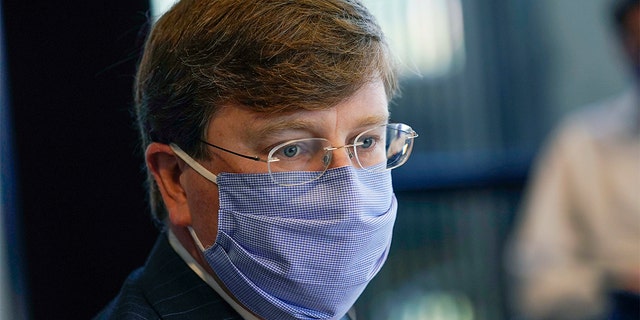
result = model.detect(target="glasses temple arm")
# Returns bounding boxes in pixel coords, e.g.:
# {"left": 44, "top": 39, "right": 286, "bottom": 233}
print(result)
{"left": 200, "top": 140, "right": 265, "bottom": 162}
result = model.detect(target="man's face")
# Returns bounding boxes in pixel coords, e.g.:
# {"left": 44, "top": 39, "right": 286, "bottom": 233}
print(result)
{"left": 183, "top": 79, "right": 390, "bottom": 248}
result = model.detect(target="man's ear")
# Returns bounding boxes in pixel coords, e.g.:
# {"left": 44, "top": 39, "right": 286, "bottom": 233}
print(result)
{"left": 145, "top": 142, "right": 192, "bottom": 226}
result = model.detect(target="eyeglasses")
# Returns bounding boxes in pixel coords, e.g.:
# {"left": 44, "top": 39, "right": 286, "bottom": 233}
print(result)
{"left": 199, "top": 123, "right": 418, "bottom": 186}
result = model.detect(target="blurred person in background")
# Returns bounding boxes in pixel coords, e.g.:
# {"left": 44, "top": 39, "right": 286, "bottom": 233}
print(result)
{"left": 507, "top": 0, "right": 640, "bottom": 319}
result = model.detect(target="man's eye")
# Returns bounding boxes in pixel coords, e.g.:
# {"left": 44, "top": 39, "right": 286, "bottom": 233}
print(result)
{"left": 282, "top": 145, "right": 300, "bottom": 158}
{"left": 360, "top": 137, "right": 376, "bottom": 149}
{"left": 357, "top": 135, "right": 381, "bottom": 150}
{"left": 272, "top": 140, "right": 322, "bottom": 161}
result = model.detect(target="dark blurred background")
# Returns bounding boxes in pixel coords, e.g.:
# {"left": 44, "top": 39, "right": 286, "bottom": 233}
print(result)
{"left": 0, "top": 0, "right": 634, "bottom": 319}
{"left": 1, "top": 1, "right": 156, "bottom": 319}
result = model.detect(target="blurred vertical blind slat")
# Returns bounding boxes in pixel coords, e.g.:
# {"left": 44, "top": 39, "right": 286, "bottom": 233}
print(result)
{"left": 1, "top": 2, "right": 28, "bottom": 319}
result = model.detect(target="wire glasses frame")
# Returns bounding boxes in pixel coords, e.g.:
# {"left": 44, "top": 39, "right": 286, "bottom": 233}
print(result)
{"left": 198, "top": 123, "right": 418, "bottom": 186}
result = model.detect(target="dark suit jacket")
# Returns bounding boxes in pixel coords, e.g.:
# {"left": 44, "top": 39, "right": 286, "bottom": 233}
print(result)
{"left": 94, "top": 233, "right": 243, "bottom": 320}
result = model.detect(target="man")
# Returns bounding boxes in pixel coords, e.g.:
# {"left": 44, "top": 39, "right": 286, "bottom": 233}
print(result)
{"left": 95, "top": 0, "right": 418, "bottom": 319}
{"left": 507, "top": 0, "right": 640, "bottom": 319}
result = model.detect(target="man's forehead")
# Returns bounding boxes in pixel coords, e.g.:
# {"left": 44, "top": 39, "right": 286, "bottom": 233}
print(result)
{"left": 250, "top": 111, "right": 388, "bottom": 133}
{"left": 208, "top": 79, "right": 390, "bottom": 139}
{"left": 219, "top": 107, "right": 386, "bottom": 143}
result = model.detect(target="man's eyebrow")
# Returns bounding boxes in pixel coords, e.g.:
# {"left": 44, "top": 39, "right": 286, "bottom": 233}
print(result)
{"left": 245, "top": 113, "right": 390, "bottom": 141}
{"left": 246, "top": 118, "right": 315, "bottom": 141}
{"left": 354, "top": 114, "right": 390, "bottom": 128}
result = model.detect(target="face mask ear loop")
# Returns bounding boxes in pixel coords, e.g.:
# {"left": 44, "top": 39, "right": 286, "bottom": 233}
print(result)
{"left": 187, "top": 226, "right": 207, "bottom": 252}
{"left": 169, "top": 143, "right": 218, "bottom": 185}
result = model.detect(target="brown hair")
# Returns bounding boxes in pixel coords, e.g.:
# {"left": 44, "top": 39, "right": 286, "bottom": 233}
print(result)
{"left": 135, "top": 0, "right": 399, "bottom": 222}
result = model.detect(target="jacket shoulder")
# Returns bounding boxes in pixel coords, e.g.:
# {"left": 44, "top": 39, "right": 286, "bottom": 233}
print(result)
{"left": 93, "top": 268, "right": 160, "bottom": 319}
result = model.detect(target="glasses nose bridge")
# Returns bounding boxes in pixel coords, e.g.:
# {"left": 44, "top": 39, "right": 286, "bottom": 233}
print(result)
{"left": 323, "top": 143, "right": 356, "bottom": 168}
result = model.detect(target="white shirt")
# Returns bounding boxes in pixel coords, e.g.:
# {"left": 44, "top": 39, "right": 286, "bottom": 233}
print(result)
{"left": 507, "top": 89, "right": 640, "bottom": 319}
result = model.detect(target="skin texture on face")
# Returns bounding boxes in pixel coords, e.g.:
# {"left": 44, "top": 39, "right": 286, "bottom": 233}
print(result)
{"left": 146, "top": 78, "right": 389, "bottom": 277}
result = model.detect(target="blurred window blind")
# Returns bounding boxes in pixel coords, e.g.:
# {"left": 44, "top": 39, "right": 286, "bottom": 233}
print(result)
{"left": 363, "top": 0, "right": 544, "bottom": 190}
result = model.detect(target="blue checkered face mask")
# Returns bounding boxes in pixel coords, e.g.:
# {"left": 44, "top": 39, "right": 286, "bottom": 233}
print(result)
{"left": 171, "top": 144, "right": 397, "bottom": 320}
